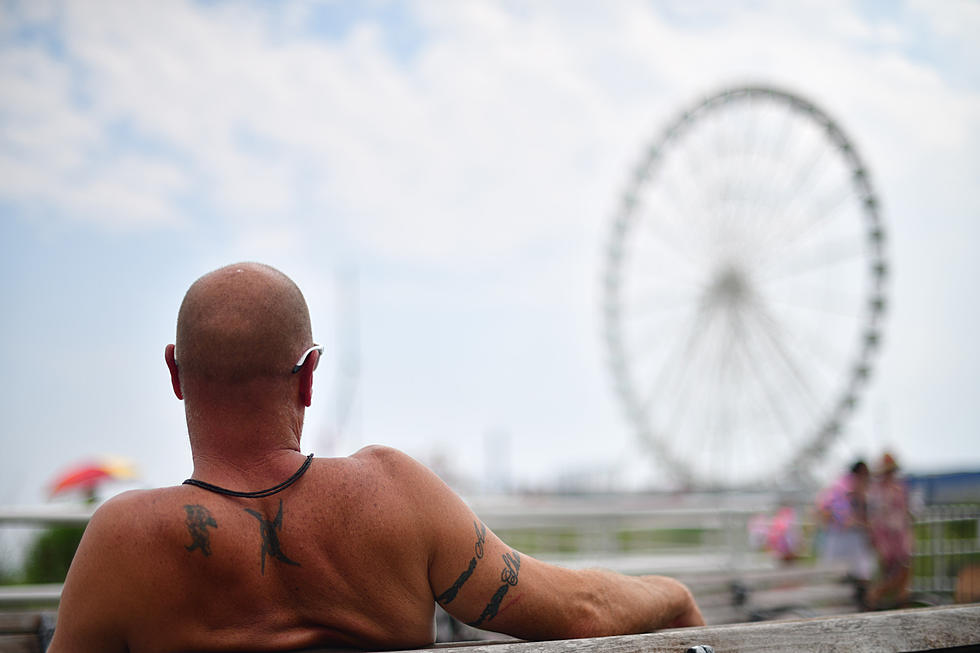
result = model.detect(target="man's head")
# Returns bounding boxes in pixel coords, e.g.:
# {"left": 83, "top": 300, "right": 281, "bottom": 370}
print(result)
{"left": 850, "top": 460, "right": 870, "bottom": 491}
{"left": 167, "top": 262, "right": 317, "bottom": 407}
{"left": 878, "top": 452, "right": 899, "bottom": 478}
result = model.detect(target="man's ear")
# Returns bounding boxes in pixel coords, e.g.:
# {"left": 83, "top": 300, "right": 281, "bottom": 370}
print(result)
{"left": 298, "top": 350, "right": 317, "bottom": 407}
{"left": 165, "top": 344, "right": 183, "bottom": 400}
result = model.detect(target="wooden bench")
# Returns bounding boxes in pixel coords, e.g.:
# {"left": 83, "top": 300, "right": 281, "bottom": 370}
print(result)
{"left": 422, "top": 605, "right": 980, "bottom": 653}
{"left": 1, "top": 605, "right": 977, "bottom": 652}
{"left": 679, "top": 563, "right": 860, "bottom": 625}
{"left": 0, "top": 611, "right": 55, "bottom": 653}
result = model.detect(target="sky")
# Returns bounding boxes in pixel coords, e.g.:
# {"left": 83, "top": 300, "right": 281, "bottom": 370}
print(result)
{"left": 0, "top": 0, "right": 978, "bottom": 507}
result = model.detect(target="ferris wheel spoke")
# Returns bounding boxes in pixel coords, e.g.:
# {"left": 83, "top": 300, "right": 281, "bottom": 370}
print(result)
{"left": 639, "top": 306, "right": 711, "bottom": 414}
{"left": 628, "top": 276, "right": 706, "bottom": 316}
{"left": 627, "top": 291, "right": 702, "bottom": 321}
{"left": 668, "top": 126, "right": 741, "bottom": 254}
{"left": 669, "top": 308, "right": 738, "bottom": 472}
{"left": 756, "top": 149, "right": 836, "bottom": 248}
{"left": 762, "top": 287, "right": 864, "bottom": 319}
{"left": 704, "top": 320, "right": 744, "bottom": 475}
{"left": 754, "top": 177, "right": 850, "bottom": 259}
{"left": 771, "top": 119, "right": 824, "bottom": 197}
{"left": 758, "top": 301, "right": 854, "bottom": 389}
{"left": 757, "top": 236, "right": 865, "bottom": 282}
{"left": 633, "top": 231, "right": 710, "bottom": 286}
{"left": 747, "top": 303, "right": 828, "bottom": 424}
{"left": 730, "top": 310, "right": 779, "bottom": 442}
{"left": 770, "top": 185, "right": 858, "bottom": 257}
{"left": 706, "top": 114, "right": 736, "bottom": 199}
{"left": 655, "top": 175, "right": 719, "bottom": 262}
{"left": 731, "top": 307, "right": 800, "bottom": 447}
{"left": 744, "top": 104, "right": 788, "bottom": 234}
{"left": 767, "top": 100, "right": 800, "bottom": 162}
{"left": 736, "top": 308, "right": 805, "bottom": 477}
{"left": 783, "top": 130, "right": 833, "bottom": 200}
{"left": 636, "top": 196, "right": 709, "bottom": 269}
{"left": 655, "top": 340, "right": 707, "bottom": 458}
{"left": 743, "top": 314, "right": 814, "bottom": 425}
{"left": 630, "top": 314, "right": 693, "bottom": 368}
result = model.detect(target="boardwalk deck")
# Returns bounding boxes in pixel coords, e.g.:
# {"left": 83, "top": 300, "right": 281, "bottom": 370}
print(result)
{"left": 2, "top": 604, "right": 977, "bottom": 653}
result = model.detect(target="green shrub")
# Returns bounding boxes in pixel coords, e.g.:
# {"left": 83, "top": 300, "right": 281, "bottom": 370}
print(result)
{"left": 23, "top": 526, "right": 86, "bottom": 584}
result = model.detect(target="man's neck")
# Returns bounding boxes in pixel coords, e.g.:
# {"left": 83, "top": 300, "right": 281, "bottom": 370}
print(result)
{"left": 188, "top": 445, "right": 308, "bottom": 490}
{"left": 185, "top": 407, "right": 306, "bottom": 489}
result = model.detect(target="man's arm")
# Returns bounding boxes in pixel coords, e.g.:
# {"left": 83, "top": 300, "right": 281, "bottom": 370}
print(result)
{"left": 47, "top": 496, "right": 132, "bottom": 653}
{"left": 367, "top": 446, "right": 704, "bottom": 640}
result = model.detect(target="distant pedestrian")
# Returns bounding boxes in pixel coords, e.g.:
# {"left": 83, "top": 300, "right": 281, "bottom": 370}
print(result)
{"left": 766, "top": 505, "right": 803, "bottom": 564}
{"left": 816, "top": 460, "right": 875, "bottom": 607}
{"left": 867, "top": 452, "right": 913, "bottom": 608}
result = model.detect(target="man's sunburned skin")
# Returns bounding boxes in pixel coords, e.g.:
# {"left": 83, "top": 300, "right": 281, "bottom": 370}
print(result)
{"left": 183, "top": 505, "right": 218, "bottom": 557}
{"left": 468, "top": 550, "right": 521, "bottom": 628}
{"left": 244, "top": 499, "right": 301, "bottom": 574}
{"left": 437, "top": 521, "right": 487, "bottom": 605}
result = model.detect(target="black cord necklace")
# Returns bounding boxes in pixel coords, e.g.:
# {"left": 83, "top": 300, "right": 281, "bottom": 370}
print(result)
{"left": 182, "top": 453, "right": 315, "bottom": 498}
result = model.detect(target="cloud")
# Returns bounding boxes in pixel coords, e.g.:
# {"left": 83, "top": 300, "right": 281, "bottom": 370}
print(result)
{"left": 5, "top": 0, "right": 973, "bottom": 257}
{"left": 0, "top": 0, "right": 978, "bottom": 491}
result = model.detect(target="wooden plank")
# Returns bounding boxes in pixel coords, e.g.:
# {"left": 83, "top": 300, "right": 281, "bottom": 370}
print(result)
{"left": 748, "top": 583, "right": 856, "bottom": 610}
{"left": 729, "top": 564, "right": 849, "bottom": 588}
{"left": 0, "top": 633, "right": 41, "bottom": 653}
{"left": 376, "top": 605, "right": 980, "bottom": 653}
{"left": 3, "top": 605, "right": 974, "bottom": 652}
{"left": 675, "top": 565, "right": 849, "bottom": 598}
{"left": 697, "top": 606, "right": 743, "bottom": 626}
{"left": 0, "top": 612, "right": 41, "bottom": 633}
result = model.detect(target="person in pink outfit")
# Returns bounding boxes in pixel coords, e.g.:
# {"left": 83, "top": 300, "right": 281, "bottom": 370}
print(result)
{"left": 867, "top": 452, "right": 913, "bottom": 608}
{"left": 816, "top": 461, "right": 875, "bottom": 607}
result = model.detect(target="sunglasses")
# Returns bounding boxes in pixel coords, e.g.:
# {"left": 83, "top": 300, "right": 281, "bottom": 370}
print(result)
{"left": 292, "top": 344, "right": 324, "bottom": 374}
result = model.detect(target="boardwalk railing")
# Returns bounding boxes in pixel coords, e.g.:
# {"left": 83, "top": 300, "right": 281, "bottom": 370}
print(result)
{"left": 912, "top": 504, "right": 980, "bottom": 594}
{"left": 1, "top": 500, "right": 977, "bottom": 605}
{"left": 471, "top": 498, "right": 980, "bottom": 596}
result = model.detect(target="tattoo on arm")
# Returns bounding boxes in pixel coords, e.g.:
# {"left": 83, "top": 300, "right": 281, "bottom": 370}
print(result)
{"left": 183, "top": 505, "right": 218, "bottom": 557}
{"left": 244, "top": 498, "right": 301, "bottom": 575}
{"left": 437, "top": 557, "right": 477, "bottom": 605}
{"left": 437, "top": 521, "right": 488, "bottom": 605}
{"left": 468, "top": 550, "right": 521, "bottom": 628}
{"left": 500, "top": 550, "right": 520, "bottom": 586}
{"left": 474, "top": 520, "right": 487, "bottom": 558}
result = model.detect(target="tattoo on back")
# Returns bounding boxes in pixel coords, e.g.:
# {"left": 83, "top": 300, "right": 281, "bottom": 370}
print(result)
{"left": 437, "top": 521, "right": 487, "bottom": 605}
{"left": 244, "top": 498, "right": 301, "bottom": 575}
{"left": 468, "top": 550, "right": 520, "bottom": 628}
{"left": 183, "top": 504, "right": 218, "bottom": 557}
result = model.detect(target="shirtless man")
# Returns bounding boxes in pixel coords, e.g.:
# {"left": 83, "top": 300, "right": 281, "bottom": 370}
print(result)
{"left": 49, "top": 262, "right": 703, "bottom": 652}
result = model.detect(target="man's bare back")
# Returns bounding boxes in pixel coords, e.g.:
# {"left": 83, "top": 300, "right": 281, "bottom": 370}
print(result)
{"left": 49, "top": 263, "right": 702, "bottom": 652}
{"left": 55, "top": 448, "right": 449, "bottom": 650}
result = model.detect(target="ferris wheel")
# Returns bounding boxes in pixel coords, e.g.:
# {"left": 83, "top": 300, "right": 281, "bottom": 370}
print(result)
{"left": 603, "top": 85, "right": 887, "bottom": 488}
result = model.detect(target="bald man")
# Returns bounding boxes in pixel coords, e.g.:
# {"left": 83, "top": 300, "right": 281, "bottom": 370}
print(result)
{"left": 49, "top": 262, "right": 703, "bottom": 652}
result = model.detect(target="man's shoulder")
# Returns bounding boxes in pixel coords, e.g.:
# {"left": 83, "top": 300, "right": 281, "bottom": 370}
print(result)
{"left": 87, "top": 487, "right": 188, "bottom": 536}
{"left": 346, "top": 445, "right": 437, "bottom": 485}
{"left": 95, "top": 486, "right": 184, "bottom": 511}
{"left": 349, "top": 444, "right": 415, "bottom": 468}
{"left": 341, "top": 445, "right": 456, "bottom": 508}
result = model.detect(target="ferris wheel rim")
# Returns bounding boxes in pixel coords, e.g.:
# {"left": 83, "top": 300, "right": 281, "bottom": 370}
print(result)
{"left": 603, "top": 83, "right": 888, "bottom": 488}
